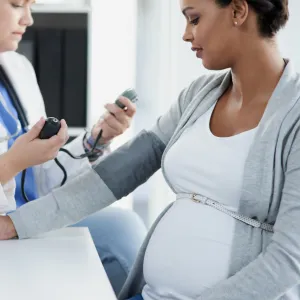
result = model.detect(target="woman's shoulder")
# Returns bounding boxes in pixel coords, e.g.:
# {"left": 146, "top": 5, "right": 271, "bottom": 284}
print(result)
{"left": 188, "top": 71, "right": 228, "bottom": 91}
{"left": 0, "top": 52, "right": 36, "bottom": 84}
{"left": 180, "top": 71, "right": 229, "bottom": 111}
{"left": 0, "top": 51, "right": 31, "bottom": 68}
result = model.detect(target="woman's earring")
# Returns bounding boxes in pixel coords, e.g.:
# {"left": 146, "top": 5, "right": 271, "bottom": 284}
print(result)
{"left": 234, "top": 21, "right": 238, "bottom": 26}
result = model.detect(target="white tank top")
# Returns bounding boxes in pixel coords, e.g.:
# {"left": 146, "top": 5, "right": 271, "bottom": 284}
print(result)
{"left": 142, "top": 104, "right": 257, "bottom": 300}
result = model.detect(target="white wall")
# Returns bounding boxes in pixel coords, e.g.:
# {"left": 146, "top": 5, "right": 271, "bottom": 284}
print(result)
{"left": 278, "top": 0, "right": 300, "bottom": 68}
{"left": 88, "top": 0, "right": 137, "bottom": 209}
{"left": 88, "top": 0, "right": 137, "bottom": 129}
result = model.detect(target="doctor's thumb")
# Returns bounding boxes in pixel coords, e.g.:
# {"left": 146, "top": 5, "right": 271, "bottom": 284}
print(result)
{"left": 24, "top": 117, "right": 45, "bottom": 141}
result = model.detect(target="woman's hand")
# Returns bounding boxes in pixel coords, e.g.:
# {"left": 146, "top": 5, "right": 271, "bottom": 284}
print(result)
{"left": 0, "top": 215, "right": 17, "bottom": 240}
{"left": 91, "top": 97, "right": 136, "bottom": 145}
{"left": 6, "top": 117, "right": 69, "bottom": 174}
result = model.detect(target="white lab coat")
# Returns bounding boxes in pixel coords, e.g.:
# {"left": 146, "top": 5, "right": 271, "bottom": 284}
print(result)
{"left": 0, "top": 51, "right": 92, "bottom": 210}
{"left": 0, "top": 124, "right": 16, "bottom": 213}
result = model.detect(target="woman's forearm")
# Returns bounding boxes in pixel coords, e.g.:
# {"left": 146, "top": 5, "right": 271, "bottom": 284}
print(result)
{"left": 0, "top": 151, "right": 21, "bottom": 184}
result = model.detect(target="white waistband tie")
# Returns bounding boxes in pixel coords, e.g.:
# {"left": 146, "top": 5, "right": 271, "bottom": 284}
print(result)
{"left": 177, "top": 193, "right": 274, "bottom": 233}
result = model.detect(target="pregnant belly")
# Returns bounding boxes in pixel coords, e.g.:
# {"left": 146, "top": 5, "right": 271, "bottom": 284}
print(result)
{"left": 143, "top": 198, "right": 238, "bottom": 299}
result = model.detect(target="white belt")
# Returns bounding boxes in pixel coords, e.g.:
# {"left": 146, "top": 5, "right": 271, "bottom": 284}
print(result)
{"left": 177, "top": 193, "right": 274, "bottom": 233}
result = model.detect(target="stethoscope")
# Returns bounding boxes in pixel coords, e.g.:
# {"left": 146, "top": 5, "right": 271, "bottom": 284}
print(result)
{"left": 0, "top": 65, "right": 34, "bottom": 203}
{"left": 0, "top": 65, "right": 29, "bottom": 143}
{"left": 0, "top": 91, "right": 22, "bottom": 143}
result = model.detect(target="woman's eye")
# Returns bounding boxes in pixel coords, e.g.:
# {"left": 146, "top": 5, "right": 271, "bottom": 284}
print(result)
{"left": 12, "top": 4, "right": 23, "bottom": 8}
{"left": 189, "top": 17, "right": 200, "bottom": 26}
{"left": 11, "top": 0, "right": 25, "bottom": 8}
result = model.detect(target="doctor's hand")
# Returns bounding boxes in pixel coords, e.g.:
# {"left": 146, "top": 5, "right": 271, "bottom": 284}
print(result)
{"left": 6, "top": 117, "right": 69, "bottom": 174}
{"left": 0, "top": 215, "right": 17, "bottom": 240}
{"left": 91, "top": 96, "right": 136, "bottom": 145}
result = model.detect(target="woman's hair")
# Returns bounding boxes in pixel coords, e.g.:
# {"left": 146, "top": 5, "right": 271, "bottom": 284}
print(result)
{"left": 215, "top": 0, "right": 289, "bottom": 38}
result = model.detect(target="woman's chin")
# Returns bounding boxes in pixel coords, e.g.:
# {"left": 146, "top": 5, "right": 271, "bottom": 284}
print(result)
{"left": 202, "top": 58, "right": 227, "bottom": 71}
{"left": 0, "top": 42, "right": 19, "bottom": 53}
{"left": 202, "top": 59, "right": 215, "bottom": 71}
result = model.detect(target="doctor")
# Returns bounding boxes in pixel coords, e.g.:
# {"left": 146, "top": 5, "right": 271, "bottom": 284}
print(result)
{"left": 0, "top": 0, "right": 146, "bottom": 294}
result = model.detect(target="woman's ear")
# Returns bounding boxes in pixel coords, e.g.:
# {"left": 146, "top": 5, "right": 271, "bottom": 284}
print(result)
{"left": 231, "top": 0, "right": 249, "bottom": 26}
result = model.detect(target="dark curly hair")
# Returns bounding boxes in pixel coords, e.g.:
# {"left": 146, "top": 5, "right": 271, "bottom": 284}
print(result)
{"left": 216, "top": 0, "right": 289, "bottom": 38}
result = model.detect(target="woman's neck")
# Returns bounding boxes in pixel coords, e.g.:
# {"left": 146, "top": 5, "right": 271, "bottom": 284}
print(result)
{"left": 230, "top": 40, "right": 285, "bottom": 106}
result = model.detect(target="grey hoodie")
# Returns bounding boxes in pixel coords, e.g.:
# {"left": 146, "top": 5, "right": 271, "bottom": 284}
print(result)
{"left": 9, "top": 60, "right": 300, "bottom": 299}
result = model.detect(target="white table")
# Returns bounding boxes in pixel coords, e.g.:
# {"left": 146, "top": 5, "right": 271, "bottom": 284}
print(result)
{"left": 0, "top": 227, "right": 117, "bottom": 300}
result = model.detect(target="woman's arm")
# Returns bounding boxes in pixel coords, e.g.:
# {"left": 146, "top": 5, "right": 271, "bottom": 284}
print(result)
{"left": 1, "top": 73, "right": 215, "bottom": 239}
{"left": 34, "top": 97, "right": 136, "bottom": 196}
{"left": 8, "top": 130, "right": 166, "bottom": 239}
{"left": 6, "top": 84, "right": 194, "bottom": 239}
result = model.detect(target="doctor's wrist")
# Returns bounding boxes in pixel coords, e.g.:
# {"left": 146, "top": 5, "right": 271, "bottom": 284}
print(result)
{"left": 0, "top": 151, "right": 22, "bottom": 184}
{"left": 82, "top": 132, "right": 111, "bottom": 163}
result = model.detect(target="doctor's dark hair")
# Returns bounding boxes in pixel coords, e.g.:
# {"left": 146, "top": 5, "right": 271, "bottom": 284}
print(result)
{"left": 216, "top": 0, "right": 289, "bottom": 38}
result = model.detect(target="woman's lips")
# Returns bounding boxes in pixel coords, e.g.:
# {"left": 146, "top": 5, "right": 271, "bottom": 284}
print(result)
{"left": 191, "top": 47, "right": 203, "bottom": 58}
